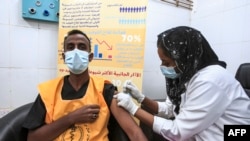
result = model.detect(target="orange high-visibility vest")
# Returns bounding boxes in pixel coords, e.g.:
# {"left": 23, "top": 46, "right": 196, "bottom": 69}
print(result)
{"left": 39, "top": 76, "right": 110, "bottom": 141}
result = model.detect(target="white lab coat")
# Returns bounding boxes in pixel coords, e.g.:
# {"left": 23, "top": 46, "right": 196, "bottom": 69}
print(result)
{"left": 153, "top": 65, "right": 250, "bottom": 141}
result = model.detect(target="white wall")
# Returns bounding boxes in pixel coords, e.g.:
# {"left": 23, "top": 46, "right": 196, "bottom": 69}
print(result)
{"left": 191, "top": 0, "right": 250, "bottom": 74}
{"left": 0, "top": 0, "right": 250, "bottom": 117}
{"left": 142, "top": 0, "right": 250, "bottom": 99}
{"left": 0, "top": 0, "right": 58, "bottom": 116}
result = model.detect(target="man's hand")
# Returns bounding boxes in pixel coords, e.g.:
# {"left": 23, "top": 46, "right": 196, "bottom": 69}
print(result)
{"left": 123, "top": 80, "right": 145, "bottom": 103}
{"left": 68, "top": 104, "right": 100, "bottom": 124}
{"left": 113, "top": 92, "right": 139, "bottom": 115}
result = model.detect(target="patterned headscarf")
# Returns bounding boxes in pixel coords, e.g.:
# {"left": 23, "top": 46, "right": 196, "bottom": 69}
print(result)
{"left": 157, "top": 26, "right": 226, "bottom": 114}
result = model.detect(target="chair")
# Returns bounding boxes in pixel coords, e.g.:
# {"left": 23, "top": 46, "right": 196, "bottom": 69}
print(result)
{"left": 235, "top": 63, "right": 250, "bottom": 97}
{"left": 140, "top": 99, "right": 168, "bottom": 141}
{"left": 0, "top": 103, "right": 32, "bottom": 141}
{"left": 0, "top": 102, "right": 129, "bottom": 141}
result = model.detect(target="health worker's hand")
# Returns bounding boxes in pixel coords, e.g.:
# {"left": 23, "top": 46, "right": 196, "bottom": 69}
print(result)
{"left": 113, "top": 92, "right": 139, "bottom": 115}
{"left": 123, "top": 80, "right": 145, "bottom": 103}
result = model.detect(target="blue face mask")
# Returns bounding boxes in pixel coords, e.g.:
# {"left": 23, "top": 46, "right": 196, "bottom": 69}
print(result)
{"left": 160, "top": 65, "right": 180, "bottom": 79}
{"left": 64, "top": 49, "right": 89, "bottom": 74}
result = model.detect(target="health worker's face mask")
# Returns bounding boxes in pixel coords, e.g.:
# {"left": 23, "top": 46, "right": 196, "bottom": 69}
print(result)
{"left": 160, "top": 65, "right": 180, "bottom": 79}
{"left": 64, "top": 49, "right": 89, "bottom": 74}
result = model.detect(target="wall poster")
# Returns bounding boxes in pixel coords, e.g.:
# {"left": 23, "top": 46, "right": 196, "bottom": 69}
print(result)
{"left": 57, "top": 0, "right": 148, "bottom": 93}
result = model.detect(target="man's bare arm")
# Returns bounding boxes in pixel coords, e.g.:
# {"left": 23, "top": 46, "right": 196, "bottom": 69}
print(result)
{"left": 110, "top": 97, "right": 148, "bottom": 141}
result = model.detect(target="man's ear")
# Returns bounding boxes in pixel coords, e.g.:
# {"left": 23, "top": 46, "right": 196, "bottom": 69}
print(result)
{"left": 62, "top": 52, "right": 65, "bottom": 62}
{"left": 89, "top": 52, "right": 94, "bottom": 62}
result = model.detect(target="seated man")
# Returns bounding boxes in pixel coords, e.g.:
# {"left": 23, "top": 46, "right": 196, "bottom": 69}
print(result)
{"left": 22, "top": 29, "right": 147, "bottom": 141}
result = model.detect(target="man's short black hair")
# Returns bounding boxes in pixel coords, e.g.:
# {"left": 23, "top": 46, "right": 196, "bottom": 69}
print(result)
{"left": 63, "top": 29, "right": 91, "bottom": 51}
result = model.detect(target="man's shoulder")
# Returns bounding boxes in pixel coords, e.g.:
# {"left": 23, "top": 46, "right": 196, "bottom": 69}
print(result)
{"left": 40, "top": 76, "right": 65, "bottom": 84}
{"left": 38, "top": 76, "right": 65, "bottom": 91}
{"left": 90, "top": 75, "right": 112, "bottom": 84}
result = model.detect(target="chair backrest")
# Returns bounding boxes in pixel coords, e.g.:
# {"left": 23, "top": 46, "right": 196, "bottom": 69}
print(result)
{"left": 235, "top": 63, "right": 250, "bottom": 97}
{"left": 0, "top": 102, "right": 33, "bottom": 141}
{"left": 0, "top": 102, "right": 129, "bottom": 141}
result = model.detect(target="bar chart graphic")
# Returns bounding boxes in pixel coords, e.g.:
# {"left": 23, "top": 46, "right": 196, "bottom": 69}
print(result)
{"left": 93, "top": 39, "right": 112, "bottom": 61}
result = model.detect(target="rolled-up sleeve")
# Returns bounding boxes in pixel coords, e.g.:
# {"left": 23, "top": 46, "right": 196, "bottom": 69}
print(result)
{"left": 153, "top": 116, "right": 173, "bottom": 134}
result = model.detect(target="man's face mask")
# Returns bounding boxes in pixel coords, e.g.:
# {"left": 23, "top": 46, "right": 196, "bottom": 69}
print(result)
{"left": 160, "top": 65, "right": 180, "bottom": 79}
{"left": 64, "top": 49, "right": 89, "bottom": 74}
